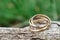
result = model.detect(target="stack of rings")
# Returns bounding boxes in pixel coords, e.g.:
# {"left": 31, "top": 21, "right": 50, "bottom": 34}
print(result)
{"left": 29, "top": 14, "right": 51, "bottom": 32}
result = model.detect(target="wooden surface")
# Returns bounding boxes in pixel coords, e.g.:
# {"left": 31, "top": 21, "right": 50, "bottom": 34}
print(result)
{"left": 0, "top": 21, "right": 60, "bottom": 40}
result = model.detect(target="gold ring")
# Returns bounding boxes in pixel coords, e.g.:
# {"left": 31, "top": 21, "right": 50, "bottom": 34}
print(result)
{"left": 29, "top": 14, "right": 51, "bottom": 32}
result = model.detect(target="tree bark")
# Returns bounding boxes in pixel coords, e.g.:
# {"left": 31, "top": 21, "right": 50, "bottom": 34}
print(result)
{"left": 0, "top": 21, "right": 60, "bottom": 40}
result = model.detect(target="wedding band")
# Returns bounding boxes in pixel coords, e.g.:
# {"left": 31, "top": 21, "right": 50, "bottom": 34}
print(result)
{"left": 29, "top": 14, "right": 51, "bottom": 32}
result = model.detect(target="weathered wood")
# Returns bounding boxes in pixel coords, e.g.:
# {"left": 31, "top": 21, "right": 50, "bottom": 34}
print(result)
{"left": 0, "top": 21, "right": 60, "bottom": 40}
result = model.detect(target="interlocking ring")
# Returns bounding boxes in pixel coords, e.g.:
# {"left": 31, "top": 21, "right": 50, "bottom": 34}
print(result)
{"left": 29, "top": 14, "right": 51, "bottom": 32}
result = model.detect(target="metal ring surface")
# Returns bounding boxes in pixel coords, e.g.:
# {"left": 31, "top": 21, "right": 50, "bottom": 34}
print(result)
{"left": 29, "top": 14, "right": 51, "bottom": 32}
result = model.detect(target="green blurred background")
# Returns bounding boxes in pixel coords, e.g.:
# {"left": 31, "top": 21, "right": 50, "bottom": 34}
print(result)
{"left": 0, "top": 0, "right": 60, "bottom": 27}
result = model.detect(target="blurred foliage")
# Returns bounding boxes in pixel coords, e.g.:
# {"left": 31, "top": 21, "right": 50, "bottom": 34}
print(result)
{"left": 0, "top": 0, "right": 59, "bottom": 27}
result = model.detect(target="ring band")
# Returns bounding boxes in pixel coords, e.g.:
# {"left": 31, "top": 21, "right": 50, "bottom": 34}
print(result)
{"left": 29, "top": 14, "right": 51, "bottom": 32}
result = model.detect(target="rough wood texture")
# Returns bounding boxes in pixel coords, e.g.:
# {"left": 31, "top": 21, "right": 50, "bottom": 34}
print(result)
{"left": 0, "top": 21, "right": 60, "bottom": 40}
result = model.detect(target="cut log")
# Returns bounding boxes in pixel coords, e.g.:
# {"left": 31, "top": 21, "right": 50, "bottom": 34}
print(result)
{"left": 0, "top": 21, "right": 60, "bottom": 40}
